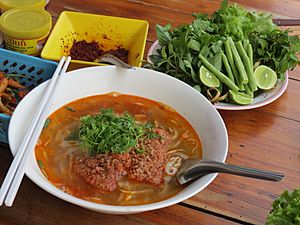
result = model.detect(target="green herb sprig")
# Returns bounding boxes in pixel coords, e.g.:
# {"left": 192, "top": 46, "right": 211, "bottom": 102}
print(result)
{"left": 79, "top": 108, "right": 159, "bottom": 155}
{"left": 147, "top": 0, "right": 300, "bottom": 103}
{"left": 267, "top": 188, "right": 300, "bottom": 225}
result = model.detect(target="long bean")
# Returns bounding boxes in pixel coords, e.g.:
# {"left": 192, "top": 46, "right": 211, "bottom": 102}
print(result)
{"left": 199, "top": 54, "right": 239, "bottom": 92}
{"left": 224, "top": 40, "right": 244, "bottom": 90}
{"left": 227, "top": 37, "right": 248, "bottom": 84}
{"left": 247, "top": 44, "right": 254, "bottom": 94}
{"left": 243, "top": 39, "right": 249, "bottom": 52}
{"left": 244, "top": 84, "right": 253, "bottom": 98}
{"left": 236, "top": 41, "right": 258, "bottom": 91}
{"left": 221, "top": 52, "right": 235, "bottom": 82}
{"left": 247, "top": 43, "right": 253, "bottom": 70}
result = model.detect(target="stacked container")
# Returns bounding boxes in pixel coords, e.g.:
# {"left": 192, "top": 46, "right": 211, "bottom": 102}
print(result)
{"left": 0, "top": 0, "right": 51, "bottom": 55}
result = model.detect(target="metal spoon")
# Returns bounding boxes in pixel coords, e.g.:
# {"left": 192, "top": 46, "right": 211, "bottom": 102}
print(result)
{"left": 94, "top": 53, "right": 133, "bottom": 69}
{"left": 176, "top": 158, "right": 284, "bottom": 185}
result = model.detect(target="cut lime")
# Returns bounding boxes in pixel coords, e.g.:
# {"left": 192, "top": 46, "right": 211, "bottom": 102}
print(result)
{"left": 199, "top": 66, "right": 220, "bottom": 88}
{"left": 229, "top": 90, "right": 253, "bottom": 105}
{"left": 254, "top": 65, "right": 277, "bottom": 90}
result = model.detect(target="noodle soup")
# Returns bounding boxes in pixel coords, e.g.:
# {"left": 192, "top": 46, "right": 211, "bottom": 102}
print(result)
{"left": 35, "top": 92, "right": 202, "bottom": 206}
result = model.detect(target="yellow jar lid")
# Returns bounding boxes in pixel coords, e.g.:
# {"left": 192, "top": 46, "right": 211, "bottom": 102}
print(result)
{"left": 0, "top": 0, "right": 46, "bottom": 11}
{"left": 0, "top": 8, "right": 52, "bottom": 39}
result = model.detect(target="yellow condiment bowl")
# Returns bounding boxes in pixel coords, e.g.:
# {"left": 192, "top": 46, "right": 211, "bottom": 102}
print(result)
{"left": 41, "top": 11, "right": 149, "bottom": 67}
{"left": 0, "top": 8, "right": 52, "bottom": 55}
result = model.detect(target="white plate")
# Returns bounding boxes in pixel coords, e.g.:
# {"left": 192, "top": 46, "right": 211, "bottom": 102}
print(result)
{"left": 147, "top": 40, "right": 288, "bottom": 110}
{"left": 8, "top": 66, "right": 228, "bottom": 214}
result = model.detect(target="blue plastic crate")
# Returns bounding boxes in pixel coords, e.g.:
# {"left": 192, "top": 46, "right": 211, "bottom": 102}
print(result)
{"left": 0, "top": 48, "right": 58, "bottom": 143}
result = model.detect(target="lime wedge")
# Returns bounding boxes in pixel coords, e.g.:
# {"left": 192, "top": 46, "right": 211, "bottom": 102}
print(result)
{"left": 199, "top": 66, "right": 220, "bottom": 88}
{"left": 229, "top": 90, "right": 253, "bottom": 105}
{"left": 254, "top": 65, "right": 277, "bottom": 90}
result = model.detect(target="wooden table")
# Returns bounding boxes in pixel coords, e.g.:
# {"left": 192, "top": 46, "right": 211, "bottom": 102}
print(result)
{"left": 1, "top": 1, "right": 299, "bottom": 224}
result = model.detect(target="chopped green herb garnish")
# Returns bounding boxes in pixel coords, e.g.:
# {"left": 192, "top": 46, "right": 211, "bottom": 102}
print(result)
{"left": 145, "top": 122, "right": 155, "bottom": 129}
{"left": 79, "top": 108, "right": 159, "bottom": 155}
{"left": 37, "top": 159, "right": 44, "bottom": 169}
{"left": 43, "top": 118, "right": 51, "bottom": 129}
{"left": 37, "top": 159, "right": 48, "bottom": 178}
{"left": 65, "top": 106, "right": 76, "bottom": 112}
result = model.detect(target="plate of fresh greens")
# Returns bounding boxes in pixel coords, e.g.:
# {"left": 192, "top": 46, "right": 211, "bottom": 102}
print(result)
{"left": 146, "top": 0, "right": 299, "bottom": 110}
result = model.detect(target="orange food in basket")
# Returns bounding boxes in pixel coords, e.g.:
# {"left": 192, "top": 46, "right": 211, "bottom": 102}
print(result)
{"left": 0, "top": 71, "right": 28, "bottom": 115}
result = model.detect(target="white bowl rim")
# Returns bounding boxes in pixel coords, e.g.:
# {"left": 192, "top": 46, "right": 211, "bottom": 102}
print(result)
{"left": 8, "top": 66, "right": 228, "bottom": 213}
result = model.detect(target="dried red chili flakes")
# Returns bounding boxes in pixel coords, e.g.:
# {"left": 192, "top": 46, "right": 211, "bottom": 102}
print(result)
{"left": 69, "top": 40, "right": 129, "bottom": 63}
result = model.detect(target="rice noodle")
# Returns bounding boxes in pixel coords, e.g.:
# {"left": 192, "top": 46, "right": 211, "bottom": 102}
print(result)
{"left": 173, "top": 152, "right": 188, "bottom": 159}
{"left": 168, "top": 140, "right": 180, "bottom": 149}
{"left": 168, "top": 127, "right": 179, "bottom": 140}
{"left": 134, "top": 114, "right": 147, "bottom": 119}
{"left": 134, "top": 102, "right": 145, "bottom": 106}
{"left": 169, "top": 119, "right": 178, "bottom": 125}
{"left": 164, "top": 175, "right": 173, "bottom": 183}
{"left": 119, "top": 189, "right": 152, "bottom": 194}
{"left": 168, "top": 130, "right": 189, "bottom": 149}
{"left": 68, "top": 155, "right": 73, "bottom": 175}
{"left": 185, "top": 138, "right": 199, "bottom": 149}
{"left": 54, "top": 148, "right": 78, "bottom": 160}
{"left": 67, "top": 117, "right": 80, "bottom": 121}
{"left": 118, "top": 193, "right": 133, "bottom": 202}
{"left": 181, "top": 130, "right": 189, "bottom": 139}
{"left": 42, "top": 136, "right": 52, "bottom": 147}
{"left": 124, "top": 194, "right": 133, "bottom": 201}
{"left": 39, "top": 147, "right": 46, "bottom": 158}
{"left": 167, "top": 148, "right": 186, "bottom": 155}
{"left": 86, "top": 197, "right": 104, "bottom": 203}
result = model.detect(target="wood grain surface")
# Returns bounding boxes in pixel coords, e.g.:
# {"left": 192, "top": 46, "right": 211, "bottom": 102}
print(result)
{"left": 0, "top": 1, "right": 299, "bottom": 225}
{"left": 0, "top": 150, "right": 238, "bottom": 225}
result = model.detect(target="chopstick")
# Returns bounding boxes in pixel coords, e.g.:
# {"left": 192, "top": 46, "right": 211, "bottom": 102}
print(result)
{"left": 273, "top": 18, "right": 300, "bottom": 26}
{"left": 0, "top": 56, "right": 71, "bottom": 207}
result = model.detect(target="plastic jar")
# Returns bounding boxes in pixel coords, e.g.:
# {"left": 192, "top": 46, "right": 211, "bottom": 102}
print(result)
{"left": 0, "top": 0, "right": 46, "bottom": 12}
{"left": 0, "top": 8, "right": 52, "bottom": 55}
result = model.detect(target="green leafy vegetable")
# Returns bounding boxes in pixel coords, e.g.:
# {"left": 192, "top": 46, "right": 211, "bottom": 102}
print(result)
{"left": 37, "top": 159, "right": 48, "bottom": 178}
{"left": 267, "top": 188, "right": 300, "bottom": 225}
{"left": 43, "top": 118, "right": 50, "bottom": 129}
{"left": 147, "top": 0, "right": 300, "bottom": 105}
{"left": 79, "top": 108, "right": 159, "bottom": 155}
{"left": 210, "top": 0, "right": 300, "bottom": 79}
{"left": 65, "top": 106, "right": 76, "bottom": 112}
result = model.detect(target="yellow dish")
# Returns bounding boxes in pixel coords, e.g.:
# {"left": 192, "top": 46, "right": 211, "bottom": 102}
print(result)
{"left": 41, "top": 11, "right": 149, "bottom": 67}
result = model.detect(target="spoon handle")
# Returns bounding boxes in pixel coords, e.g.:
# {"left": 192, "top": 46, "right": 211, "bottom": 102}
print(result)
{"left": 200, "top": 160, "right": 284, "bottom": 182}
{"left": 177, "top": 159, "right": 285, "bottom": 185}
{"left": 94, "top": 54, "right": 133, "bottom": 69}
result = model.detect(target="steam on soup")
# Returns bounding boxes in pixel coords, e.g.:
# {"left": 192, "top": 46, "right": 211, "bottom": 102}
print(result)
{"left": 35, "top": 92, "right": 202, "bottom": 206}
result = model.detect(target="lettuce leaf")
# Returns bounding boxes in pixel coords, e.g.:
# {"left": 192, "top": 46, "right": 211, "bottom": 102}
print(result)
{"left": 267, "top": 188, "right": 300, "bottom": 225}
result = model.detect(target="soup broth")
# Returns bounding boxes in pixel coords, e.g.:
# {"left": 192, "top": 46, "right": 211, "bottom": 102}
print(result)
{"left": 35, "top": 93, "right": 202, "bottom": 205}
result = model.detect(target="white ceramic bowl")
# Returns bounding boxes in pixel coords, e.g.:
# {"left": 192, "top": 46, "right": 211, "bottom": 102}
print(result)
{"left": 8, "top": 66, "right": 228, "bottom": 214}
